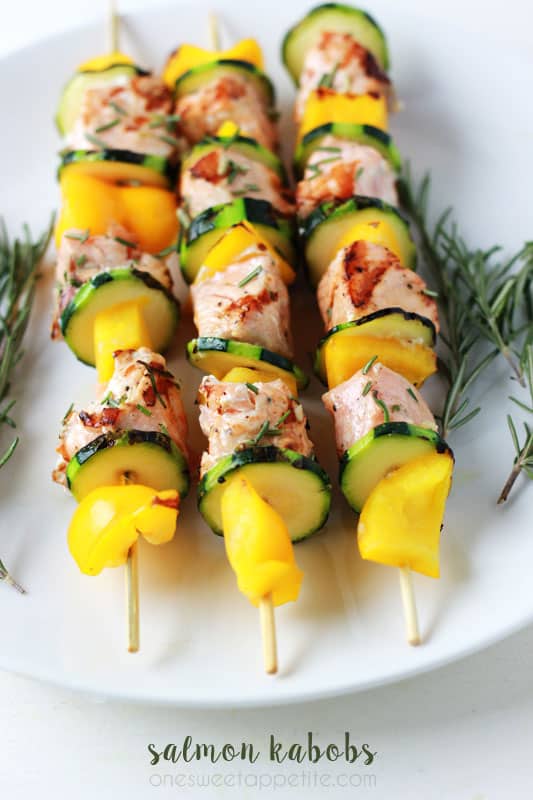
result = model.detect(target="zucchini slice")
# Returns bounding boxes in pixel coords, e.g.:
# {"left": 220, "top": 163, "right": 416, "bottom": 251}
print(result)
{"left": 315, "top": 309, "right": 437, "bottom": 386}
{"left": 183, "top": 134, "right": 288, "bottom": 183}
{"left": 301, "top": 196, "right": 416, "bottom": 287}
{"left": 56, "top": 64, "right": 148, "bottom": 136}
{"left": 180, "top": 198, "right": 296, "bottom": 283}
{"left": 340, "top": 422, "right": 452, "bottom": 512}
{"left": 60, "top": 267, "right": 179, "bottom": 367}
{"left": 187, "top": 337, "right": 309, "bottom": 390}
{"left": 282, "top": 3, "right": 389, "bottom": 84}
{"left": 198, "top": 446, "right": 331, "bottom": 541}
{"left": 294, "top": 122, "right": 401, "bottom": 178}
{"left": 174, "top": 59, "right": 275, "bottom": 108}
{"left": 66, "top": 430, "right": 189, "bottom": 502}
{"left": 59, "top": 149, "right": 176, "bottom": 189}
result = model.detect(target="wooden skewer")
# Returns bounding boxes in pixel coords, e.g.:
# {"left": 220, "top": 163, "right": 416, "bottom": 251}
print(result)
{"left": 120, "top": 473, "right": 140, "bottom": 653}
{"left": 208, "top": 10, "right": 220, "bottom": 51}
{"left": 259, "top": 593, "right": 278, "bottom": 674}
{"left": 126, "top": 540, "right": 140, "bottom": 653}
{"left": 108, "top": 0, "right": 120, "bottom": 53}
{"left": 398, "top": 566, "right": 420, "bottom": 646}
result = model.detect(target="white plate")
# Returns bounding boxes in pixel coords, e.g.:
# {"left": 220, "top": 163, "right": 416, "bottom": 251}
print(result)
{"left": 0, "top": 0, "right": 532, "bottom": 708}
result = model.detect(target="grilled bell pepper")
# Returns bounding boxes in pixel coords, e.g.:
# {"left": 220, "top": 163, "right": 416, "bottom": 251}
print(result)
{"left": 222, "top": 366, "right": 298, "bottom": 396}
{"left": 163, "top": 39, "right": 264, "bottom": 87}
{"left": 221, "top": 475, "right": 303, "bottom": 606}
{"left": 299, "top": 90, "right": 388, "bottom": 140}
{"left": 358, "top": 451, "right": 453, "bottom": 578}
{"left": 56, "top": 172, "right": 178, "bottom": 253}
{"left": 324, "top": 332, "right": 437, "bottom": 389}
{"left": 68, "top": 485, "right": 180, "bottom": 576}
{"left": 336, "top": 220, "right": 405, "bottom": 266}
{"left": 94, "top": 299, "right": 152, "bottom": 382}
{"left": 196, "top": 221, "right": 296, "bottom": 286}
{"left": 77, "top": 52, "right": 135, "bottom": 71}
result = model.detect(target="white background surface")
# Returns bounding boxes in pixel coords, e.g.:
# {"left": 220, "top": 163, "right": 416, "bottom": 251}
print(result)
{"left": 1, "top": 0, "right": 533, "bottom": 797}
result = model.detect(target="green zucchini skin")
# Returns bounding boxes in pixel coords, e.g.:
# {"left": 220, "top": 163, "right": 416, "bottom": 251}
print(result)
{"left": 66, "top": 430, "right": 190, "bottom": 502}
{"left": 198, "top": 445, "right": 332, "bottom": 541}
{"left": 314, "top": 308, "right": 437, "bottom": 383}
{"left": 58, "top": 148, "right": 177, "bottom": 187}
{"left": 301, "top": 195, "right": 416, "bottom": 287}
{"left": 294, "top": 122, "right": 401, "bottom": 178}
{"left": 186, "top": 337, "right": 309, "bottom": 390}
{"left": 55, "top": 64, "right": 149, "bottom": 135}
{"left": 180, "top": 198, "right": 296, "bottom": 283}
{"left": 282, "top": 3, "right": 389, "bottom": 85}
{"left": 339, "top": 422, "right": 453, "bottom": 512}
{"left": 60, "top": 266, "right": 180, "bottom": 367}
{"left": 174, "top": 59, "right": 275, "bottom": 107}
{"left": 183, "top": 134, "right": 289, "bottom": 184}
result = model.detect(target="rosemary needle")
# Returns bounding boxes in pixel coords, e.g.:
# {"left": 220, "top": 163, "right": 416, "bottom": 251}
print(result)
{"left": 0, "top": 214, "right": 54, "bottom": 593}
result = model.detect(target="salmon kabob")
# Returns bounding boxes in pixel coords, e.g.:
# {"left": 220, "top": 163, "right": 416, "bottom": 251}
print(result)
{"left": 283, "top": 4, "right": 454, "bottom": 644}
{"left": 51, "top": 11, "right": 190, "bottom": 651}
{"left": 163, "top": 21, "right": 331, "bottom": 672}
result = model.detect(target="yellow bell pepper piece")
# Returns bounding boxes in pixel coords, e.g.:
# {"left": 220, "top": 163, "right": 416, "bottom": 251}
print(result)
{"left": 77, "top": 52, "right": 134, "bottom": 71}
{"left": 299, "top": 90, "right": 388, "bottom": 140}
{"left": 195, "top": 222, "right": 296, "bottom": 286}
{"left": 336, "top": 220, "right": 405, "bottom": 265}
{"left": 163, "top": 39, "right": 264, "bottom": 87}
{"left": 324, "top": 332, "right": 437, "bottom": 389}
{"left": 221, "top": 475, "right": 303, "bottom": 607}
{"left": 68, "top": 485, "right": 180, "bottom": 576}
{"left": 216, "top": 121, "right": 241, "bottom": 138}
{"left": 55, "top": 172, "right": 179, "bottom": 254}
{"left": 358, "top": 452, "right": 454, "bottom": 578}
{"left": 222, "top": 366, "right": 298, "bottom": 397}
{"left": 94, "top": 299, "right": 152, "bottom": 382}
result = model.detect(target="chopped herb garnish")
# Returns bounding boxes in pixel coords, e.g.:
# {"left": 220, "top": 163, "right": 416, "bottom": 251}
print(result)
{"left": 317, "top": 63, "right": 339, "bottom": 89}
{"left": 356, "top": 166, "right": 365, "bottom": 180}
{"left": 245, "top": 382, "right": 259, "bottom": 394}
{"left": 422, "top": 288, "right": 439, "bottom": 297}
{"left": 407, "top": 387, "right": 419, "bottom": 403}
{"left": 159, "top": 423, "right": 170, "bottom": 437}
{"left": 362, "top": 381, "right": 372, "bottom": 397}
{"left": 85, "top": 133, "right": 110, "bottom": 149}
{"left": 136, "top": 403, "right": 152, "bottom": 417}
{"left": 65, "top": 229, "right": 90, "bottom": 243}
{"left": 226, "top": 160, "right": 248, "bottom": 184}
{"left": 137, "top": 360, "right": 167, "bottom": 408}
{"left": 149, "top": 113, "right": 181, "bottom": 131}
{"left": 373, "top": 392, "right": 390, "bottom": 422}
{"left": 62, "top": 403, "right": 74, "bottom": 424}
{"left": 391, "top": 404, "right": 402, "bottom": 412}
{"left": 238, "top": 265, "right": 262, "bottom": 287}
{"left": 75, "top": 254, "right": 87, "bottom": 267}
{"left": 109, "top": 100, "right": 127, "bottom": 115}
{"left": 114, "top": 235, "right": 138, "bottom": 249}
{"left": 154, "top": 242, "right": 178, "bottom": 258}
{"left": 362, "top": 355, "right": 378, "bottom": 374}
{"left": 245, "top": 409, "right": 291, "bottom": 447}
{"left": 307, "top": 156, "right": 341, "bottom": 178}
{"left": 101, "top": 392, "right": 124, "bottom": 408}
{"left": 94, "top": 118, "right": 120, "bottom": 133}
{"left": 316, "top": 145, "right": 342, "bottom": 154}
{"left": 233, "top": 183, "right": 260, "bottom": 196}
{"left": 157, "top": 133, "right": 182, "bottom": 148}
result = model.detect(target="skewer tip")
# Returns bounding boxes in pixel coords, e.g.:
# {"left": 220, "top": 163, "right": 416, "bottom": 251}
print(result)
{"left": 259, "top": 594, "right": 278, "bottom": 675}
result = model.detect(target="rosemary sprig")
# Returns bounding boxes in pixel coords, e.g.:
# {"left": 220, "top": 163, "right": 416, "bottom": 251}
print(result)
{"left": 498, "top": 344, "right": 533, "bottom": 503}
{"left": 399, "top": 166, "right": 531, "bottom": 437}
{"left": 0, "top": 214, "right": 54, "bottom": 592}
